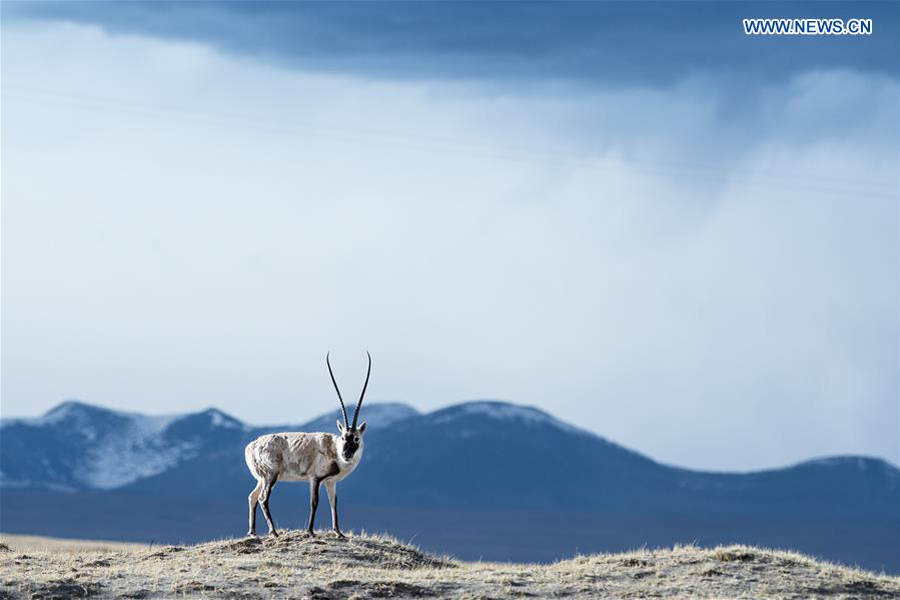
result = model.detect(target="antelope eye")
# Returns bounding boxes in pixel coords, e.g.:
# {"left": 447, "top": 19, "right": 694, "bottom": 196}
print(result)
{"left": 354, "top": 436, "right": 359, "bottom": 443}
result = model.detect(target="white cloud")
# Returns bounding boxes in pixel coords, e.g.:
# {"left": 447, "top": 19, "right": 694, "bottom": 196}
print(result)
{"left": 2, "top": 22, "right": 897, "bottom": 470}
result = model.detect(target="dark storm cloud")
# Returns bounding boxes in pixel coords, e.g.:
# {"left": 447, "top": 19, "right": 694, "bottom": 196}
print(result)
{"left": 8, "top": 1, "right": 899, "bottom": 86}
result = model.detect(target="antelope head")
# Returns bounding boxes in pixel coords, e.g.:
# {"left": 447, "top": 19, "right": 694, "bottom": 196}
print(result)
{"left": 327, "top": 351, "right": 371, "bottom": 462}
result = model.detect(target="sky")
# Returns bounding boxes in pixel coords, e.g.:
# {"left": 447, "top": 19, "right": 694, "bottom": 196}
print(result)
{"left": 1, "top": 1, "right": 898, "bottom": 471}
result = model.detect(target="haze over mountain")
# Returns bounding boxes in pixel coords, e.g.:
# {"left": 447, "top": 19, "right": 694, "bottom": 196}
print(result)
{"left": 1, "top": 399, "right": 897, "bottom": 573}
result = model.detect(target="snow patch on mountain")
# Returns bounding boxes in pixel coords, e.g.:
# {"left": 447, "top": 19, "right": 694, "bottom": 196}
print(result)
{"left": 362, "top": 403, "right": 420, "bottom": 426}
{"left": 0, "top": 400, "right": 200, "bottom": 490}
{"left": 34, "top": 401, "right": 87, "bottom": 425}
{"left": 458, "top": 402, "right": 558, "bottom": 424}
{"left": 209, "top": 411, "right": 240, "bottom": 428}
{"left": 200, "top": 408, "right": 245, "bottom": 430}
{"left": 431, "top": 401, "right": 582, "bottom": 434}
{"left": 131, "top": 413, "right": 182, "bottom": 436}
{"left": 78, "top": 408, "right": 246, "bottom": 488}
{"left": 0, "top": 401, "right": 99, "bottom": 428}
{"left": 802, "top": 455, "right": 900, "bottom": 477}
{"left": 78, "top": 413, "right": 199, "bottom": 489}
{"left": 84, "top": 438, "right": 199, "bottom": 489}
{"left": 290, "top": 402, "right": 420, "bottom": 433}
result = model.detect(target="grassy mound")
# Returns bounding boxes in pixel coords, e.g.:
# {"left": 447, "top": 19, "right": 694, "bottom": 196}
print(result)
{"left": 1, "top": 530, "right": 898, "bottom": 599}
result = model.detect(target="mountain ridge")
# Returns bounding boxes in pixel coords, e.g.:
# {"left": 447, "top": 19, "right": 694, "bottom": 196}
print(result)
{"left": 2, "top": 398, "right": 897, "bottom": 491}
{"left": 2, "top": 398, "right": 898, "bottom": 571}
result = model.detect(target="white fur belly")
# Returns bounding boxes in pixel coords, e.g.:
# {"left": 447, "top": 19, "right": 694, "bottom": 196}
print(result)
{"left": 278, "top": 470, "right": 311, "bottom": 482}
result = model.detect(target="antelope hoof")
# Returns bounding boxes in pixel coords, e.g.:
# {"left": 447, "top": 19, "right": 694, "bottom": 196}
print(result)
{"left": 246, "top": 531, "right": 257, "bottom": 538}
{"left": 268, "top": 530, "right": 279, "bottom": 538}
{"left": 306, "top": 529, "right": 315, "bottom": 537}
{"left": 333, "top": 530, "right": 346, "bottom": 539}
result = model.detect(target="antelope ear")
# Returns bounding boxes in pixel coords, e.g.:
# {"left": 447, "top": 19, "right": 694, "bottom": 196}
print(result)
{"left": 359, "top": 422, "right": 367, "bottom": 434}
{"left": 336, "top": 420, "right": 345, "bottom": 434}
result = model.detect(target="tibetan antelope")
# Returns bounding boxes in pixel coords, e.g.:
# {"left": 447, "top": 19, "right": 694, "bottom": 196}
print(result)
{"left": 244, "top": 352, "right": 371, "bottom": 538}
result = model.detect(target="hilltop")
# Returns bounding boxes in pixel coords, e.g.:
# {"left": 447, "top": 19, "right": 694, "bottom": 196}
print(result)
{"left": 2, "top": 531, "right": 899, "bottom": 599}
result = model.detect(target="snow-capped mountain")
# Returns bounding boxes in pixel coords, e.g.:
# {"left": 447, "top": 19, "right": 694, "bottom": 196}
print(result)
{"left": 0, "top": 400, "right": 412, "bottom": 492}
{"left": 1, "top": 399, "right": 898, "bottom": 571}
{"left": 0, "top": 401, "right": 246, "bottom": 490}
{"left": 3, "top": 399, "right": 898, "bottom": 515}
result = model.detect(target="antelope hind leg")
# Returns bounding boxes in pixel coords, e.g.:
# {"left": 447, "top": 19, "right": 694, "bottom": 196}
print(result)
{"left": 259, "top": 477, "right": 279, "bottom": 537}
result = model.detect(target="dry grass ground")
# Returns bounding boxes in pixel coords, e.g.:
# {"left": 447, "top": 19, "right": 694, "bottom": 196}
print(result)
{"left": 0, "top": 534, "right": 146, "bottom": 554}
{"left": 1, "top": 529, "right": 898, "bottom": 599}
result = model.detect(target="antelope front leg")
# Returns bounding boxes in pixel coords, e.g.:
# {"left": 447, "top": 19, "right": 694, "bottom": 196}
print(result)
{"left": 247, "top": 479, "right": 264, "bottom": 537}
{"left": 306, "top": 478, "right": 320, "bottom": 536}
{"left": 325, "top": 480, "right": 344, "bottom": 538}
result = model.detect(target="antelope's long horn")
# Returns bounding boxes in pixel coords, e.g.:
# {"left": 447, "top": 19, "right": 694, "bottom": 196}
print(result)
{"left": 352, "top": 351, "right": 371, "bottom": 428}
{"left": 327, "top": 351, "right": 349, "bottom": 428}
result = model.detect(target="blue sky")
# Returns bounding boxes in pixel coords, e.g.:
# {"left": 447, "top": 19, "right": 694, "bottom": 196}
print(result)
{"left": 2, "top": 1, "right": 898, "bottom": 471}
